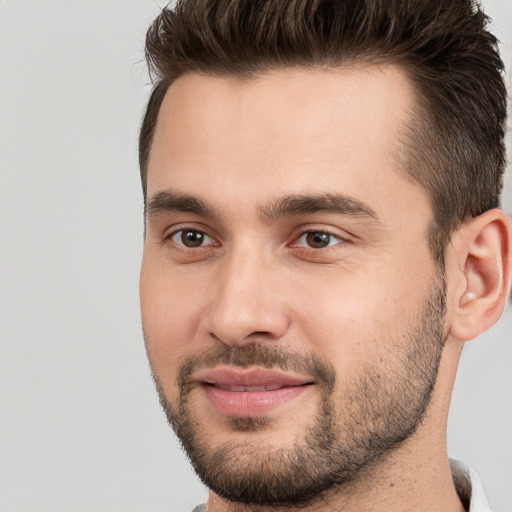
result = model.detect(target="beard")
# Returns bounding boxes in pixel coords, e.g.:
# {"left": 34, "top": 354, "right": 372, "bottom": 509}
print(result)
{"left": 149, "top": 275, "right": 447, "bottom": 508}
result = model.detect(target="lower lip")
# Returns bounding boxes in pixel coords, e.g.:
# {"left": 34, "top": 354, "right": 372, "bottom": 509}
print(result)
{"left": 201, "top": 384, "right": 311, "bottom": 416}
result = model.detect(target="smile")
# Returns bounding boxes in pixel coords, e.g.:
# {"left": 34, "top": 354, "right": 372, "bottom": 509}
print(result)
{"left": 212, "top": 384, "right": 291, "bottom": 392}
{"left": 193, "top": 366, "right": 315, "bottom": 417}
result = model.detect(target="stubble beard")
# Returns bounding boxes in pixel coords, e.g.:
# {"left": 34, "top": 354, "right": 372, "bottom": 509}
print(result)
{"left": 149, "top": 276, "right": 447, "bottom": 508}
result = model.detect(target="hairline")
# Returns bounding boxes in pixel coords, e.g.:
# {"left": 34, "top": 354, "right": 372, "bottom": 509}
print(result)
{"left": 143, "top": 56, "right": 425, "bottom": 190}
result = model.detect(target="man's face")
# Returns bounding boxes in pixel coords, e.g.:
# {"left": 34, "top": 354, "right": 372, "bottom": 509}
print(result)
{"left": 140, "top": 66, "right": 447, "bottom": 506}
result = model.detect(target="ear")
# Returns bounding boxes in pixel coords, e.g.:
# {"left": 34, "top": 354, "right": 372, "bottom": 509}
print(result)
{"left": 448, "top": 208, "right": 512, "bottom": 342}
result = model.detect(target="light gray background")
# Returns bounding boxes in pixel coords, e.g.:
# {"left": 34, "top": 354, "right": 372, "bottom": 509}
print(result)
{"left": 0, "top": 1, "right": 510, "bottom": 511}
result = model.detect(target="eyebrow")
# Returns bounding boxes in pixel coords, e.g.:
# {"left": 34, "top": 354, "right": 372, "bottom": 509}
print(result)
{"left": 146, "top": 190, "right": 216, "bottom": 218}
{"left": 146, "top": 189, "right": 380, "bottom": 224}
{"left": 260, "top": 193, "right": 380, "bottom": 222}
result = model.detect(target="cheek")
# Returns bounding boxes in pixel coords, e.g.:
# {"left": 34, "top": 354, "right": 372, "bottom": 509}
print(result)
{"left": 141, "top": 253, "right": 208, "bottom": 330}
{"left": 290, "top": 268, "right": 428, "bottom": 371}
{"left": 295, "top": 293, "right": 383, "bottom": 371}
{"left": 140, "top": 259, "right": 208, "bottom": 387}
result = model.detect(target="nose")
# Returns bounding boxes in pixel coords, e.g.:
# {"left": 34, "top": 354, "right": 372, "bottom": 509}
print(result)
{"left": 205, "top": 247, "right": 290, "bottom": 346}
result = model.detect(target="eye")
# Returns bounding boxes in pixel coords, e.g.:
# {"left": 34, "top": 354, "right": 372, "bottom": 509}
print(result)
{"left": 294, "top": 231, "right": 343, "bottom": 249}
{"left": 170, "top": 229, "right": 216, "bottom": 248}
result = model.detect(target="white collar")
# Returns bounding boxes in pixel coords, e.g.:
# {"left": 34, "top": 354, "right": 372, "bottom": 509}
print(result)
{"left": 450, "top": 459, "right": 492, "bottom": 512}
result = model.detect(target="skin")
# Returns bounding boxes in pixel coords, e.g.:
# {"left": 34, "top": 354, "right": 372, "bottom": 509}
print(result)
{"left": 140, "top": 66, "right": 512, "bottom": 511}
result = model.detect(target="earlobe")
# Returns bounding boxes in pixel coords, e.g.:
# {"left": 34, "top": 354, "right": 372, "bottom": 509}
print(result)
{"left": 448, "top": 208, "right": 512, "bottom": 342}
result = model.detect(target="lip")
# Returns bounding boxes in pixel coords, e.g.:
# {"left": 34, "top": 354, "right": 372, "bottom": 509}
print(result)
{"left": 193, "top": 366, "right": 314, "bottom": 417}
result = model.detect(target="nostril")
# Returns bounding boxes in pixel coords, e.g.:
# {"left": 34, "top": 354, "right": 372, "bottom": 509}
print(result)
{"left": 208, "top": 330, "right": 277, "bottom": 345}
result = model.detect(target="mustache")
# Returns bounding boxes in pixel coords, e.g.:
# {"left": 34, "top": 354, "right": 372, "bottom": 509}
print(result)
{"left": 177, "top": 344, "right": 337, "bottom": 392}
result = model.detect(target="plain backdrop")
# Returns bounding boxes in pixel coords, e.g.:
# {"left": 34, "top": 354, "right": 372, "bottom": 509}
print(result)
{"left": 0, "top": 1, "right": 511, "bottom": 511}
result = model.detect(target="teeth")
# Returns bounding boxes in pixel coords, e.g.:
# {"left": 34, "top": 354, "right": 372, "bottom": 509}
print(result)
{"left": 226, "top": 386, "right": 246, "bottom": 392}
{"left": 216, "top": 384, "right": 282, "bottom": 392}
{"left": 258, "top": 385, "right": 281, "bottom": 391}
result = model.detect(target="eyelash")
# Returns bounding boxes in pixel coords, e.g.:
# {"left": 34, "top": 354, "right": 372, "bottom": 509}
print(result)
{"left": 165, "top": 227, "right": 346, "bottom": 252}
{"left": 166, "top": 228, "right": 218, "bottom": 249}
{"left": 290, "top": 230, "right": 344, "bottom": 250}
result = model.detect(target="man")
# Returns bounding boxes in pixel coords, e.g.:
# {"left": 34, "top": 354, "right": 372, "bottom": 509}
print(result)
{"left": 138, "top": 0, "right": 511, "bottom": 510}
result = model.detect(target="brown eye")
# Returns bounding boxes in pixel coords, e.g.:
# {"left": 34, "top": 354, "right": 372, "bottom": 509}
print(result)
{"left": 296, "top": 231, "right": 341, "bottom": 249}
{"left": 306, "top": 232, "right": 330, "bottom": 248}
{"left": 171, "top": 229, "right": 214, "bottom": 248}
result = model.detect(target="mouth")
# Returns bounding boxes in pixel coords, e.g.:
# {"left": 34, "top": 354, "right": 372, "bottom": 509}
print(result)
{"left": 208, "top": 383, "right": 296, "bottom": 392}
{"left": 193, "top": 366, "right": 315, "bottom": 417}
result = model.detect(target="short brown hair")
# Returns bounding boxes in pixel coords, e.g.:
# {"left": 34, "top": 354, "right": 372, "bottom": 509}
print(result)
{"left": 139, "top": 0, "right": 507, "bottom": 264}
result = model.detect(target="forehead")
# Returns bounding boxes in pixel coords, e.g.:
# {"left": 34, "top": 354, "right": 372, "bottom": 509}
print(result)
{"left": 148, "top": 65, "right": 430, "bottom": 223}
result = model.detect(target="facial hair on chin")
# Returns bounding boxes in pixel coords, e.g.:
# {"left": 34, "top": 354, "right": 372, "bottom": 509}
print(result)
{"left": 149, "top": 275, "right": 447, "bottom": 508}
